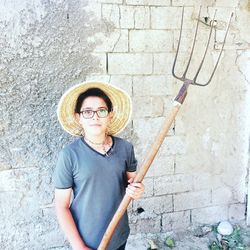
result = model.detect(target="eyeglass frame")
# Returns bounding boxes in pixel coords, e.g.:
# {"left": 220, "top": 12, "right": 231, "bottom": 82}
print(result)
{"left": 79, "top": 108, "right": 110, "bottom": 119}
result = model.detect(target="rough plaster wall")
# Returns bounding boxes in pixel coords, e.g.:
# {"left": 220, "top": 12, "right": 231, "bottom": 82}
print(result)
{"left": 0, "top": 0, "right": 250, "bottom": 249}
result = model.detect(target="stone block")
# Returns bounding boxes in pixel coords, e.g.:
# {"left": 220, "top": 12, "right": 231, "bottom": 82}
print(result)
{"left": 130, "top": 215, "right": 161, "bottom": 234}
{"left": 211, "top": 187, "right": 233, "bottom": 205}
{"left": 215, "top": 0, "right": 239, "bottom": 7}
{"left": 162, "top": 210, "right": 191, "bottom": 231}
{"left": 110, "top": 75, "right": 133, "bottom": 95}
{"left": 120, "top": 6, "right": 135, "bottom": 29}
{"left": 172, "top": 0, "right": 214, "bottom": 6}
{"left": 174, "top": 190, "right": 212, "bottom": 211}
{"left": 132, "top": 96, "right": 164, "bottom": 118}
{"left": 108, "top": 53, "right": 153, "bottom": 74}
{"left": 148, "top": 155, "right": 175, "bottom": 177}
{"left": 130, "top": 30, "right": 173, "bottom": 52}
{"left": 133, "top": 195, "right": 173, "bottom": 215}
{"left": 98, "top": 0, "right": 123, "bottom": 3}
{"left": 91, "top": 29, "right": 128, "bottom": 52}
{"left": 132, "top": 117, "right": 174, "bottom": 159}
{"left": 154, "top": 174, "right": 192, "bottom": 195}
{"left": 151, "top": 7, "right": 194, "bottom": 29}
{"left": 159, "top": 135, "right": 187, "bottom": 155}
{"left": 134, "top": 6, "right": 150, "bottom": 29}
{"left": 191, "top": 172, "right": 221, "bottom": 191}
{"left": 229, "top": 203, "right": 246, "bottom": 222}
{"left": 153, "top": 53, "right": 175, "bottom": 74}
{"left": 126, "top": 0, "right": 171, "bottom": 5}
{"left": 101, "top": 4, "right": 120, "bottom": 28}
{"left": 192, "top": 205, "right": 228, "bottom": 225}
{"left": 141, "top": 177, "right": 154, "bottom": 198}
{"left": 133, "top": 75, "right": 173, "bottom": 96}
{"left": 208, "top": 7, "right": 235, "bottom": 23}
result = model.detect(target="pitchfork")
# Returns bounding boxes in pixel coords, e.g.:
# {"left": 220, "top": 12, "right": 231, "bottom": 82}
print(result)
{"left": 98, "top": 6, "right": 233, "bottom": 250}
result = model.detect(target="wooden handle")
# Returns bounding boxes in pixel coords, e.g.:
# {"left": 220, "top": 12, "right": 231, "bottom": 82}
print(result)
{"left": 98, "top": 83, "right": 189, "bottom": 250}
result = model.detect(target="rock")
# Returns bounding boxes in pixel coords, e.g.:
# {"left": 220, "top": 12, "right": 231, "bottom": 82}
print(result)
{"left": 217, "top": 221, "right": 234, "bottom": 236}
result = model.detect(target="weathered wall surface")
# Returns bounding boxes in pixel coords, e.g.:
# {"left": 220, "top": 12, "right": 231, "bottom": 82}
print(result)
{"left": 0, "top": 0, "right": 249, "bottom": 249}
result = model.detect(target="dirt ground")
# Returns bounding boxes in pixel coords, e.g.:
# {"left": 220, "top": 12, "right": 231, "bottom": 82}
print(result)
{"left": 126, "top": 221, "right": 250, "bottom": 250}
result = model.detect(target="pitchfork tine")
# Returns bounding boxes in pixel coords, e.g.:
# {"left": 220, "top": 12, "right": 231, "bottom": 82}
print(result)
{"left": 193, "top": 10, "right": 217, "bottom": 84}
{"left": 172, "top": 7, "right": 184, "bottom": 81}
{"left": 194, "top": 12, "right": 234, "bottom": 86}
{"left": 182, "top": 6, "right": 202, "bottom": 79}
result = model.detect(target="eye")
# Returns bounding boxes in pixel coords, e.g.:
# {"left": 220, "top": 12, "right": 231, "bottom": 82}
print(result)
{"left": 98, "top": 108, "right": 108, "bottom": 117}
{"left": 83, "top": 110, "right": 93, "bottom": 115}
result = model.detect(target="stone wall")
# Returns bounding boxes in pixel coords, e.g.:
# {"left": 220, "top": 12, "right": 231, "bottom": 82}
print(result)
{"left": 0, "top": 0, "right": 250, "bottom": 249}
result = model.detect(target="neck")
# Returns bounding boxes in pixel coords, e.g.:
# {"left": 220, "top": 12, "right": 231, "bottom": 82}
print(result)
{"left": 84, "top": 134, "right": 107, "bottom": 144}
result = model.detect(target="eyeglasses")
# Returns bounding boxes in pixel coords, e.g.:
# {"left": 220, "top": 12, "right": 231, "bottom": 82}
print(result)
{"left": 79, "top": 108, "right": 109, "bottom": 119}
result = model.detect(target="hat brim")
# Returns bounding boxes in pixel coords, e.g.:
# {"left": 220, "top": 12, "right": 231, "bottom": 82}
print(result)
{"left": 57, "top": 81, "right": 132, "bottom": 136}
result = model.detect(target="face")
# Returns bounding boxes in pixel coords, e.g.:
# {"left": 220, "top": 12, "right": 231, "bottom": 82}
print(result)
{"left": 76, "top": 96, "right": 113, "bottom": 137}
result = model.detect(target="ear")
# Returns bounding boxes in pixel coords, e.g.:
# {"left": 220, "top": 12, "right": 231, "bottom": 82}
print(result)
{"left": 75, "top": 112, "right": 80, "bottom": 122}
{"left": 109, "top": 111, "right": 114, "bottom": 120}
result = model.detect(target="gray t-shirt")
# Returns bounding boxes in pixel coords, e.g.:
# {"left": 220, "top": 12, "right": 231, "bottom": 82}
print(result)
{"left": 53, "top": 136, "right": 137, "bottom": 250}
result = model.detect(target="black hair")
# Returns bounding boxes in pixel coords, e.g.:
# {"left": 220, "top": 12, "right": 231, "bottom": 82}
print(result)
{"left": 75, "top": 88, "right": 113, "bottom": 113}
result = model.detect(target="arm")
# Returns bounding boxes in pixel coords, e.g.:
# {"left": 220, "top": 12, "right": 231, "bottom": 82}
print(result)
{"left": 54, "top": 188, "right": 92, "bottom": 250}
{"left": 126, "top": 171, "right": 144, "bottom": 199}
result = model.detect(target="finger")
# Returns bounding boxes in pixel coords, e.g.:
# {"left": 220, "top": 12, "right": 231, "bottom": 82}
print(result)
{"left": 127, "top": 178, "right": 134, "bottom": 184}
{"left": 130, "top": 183, "right": 144, "bottom": 189}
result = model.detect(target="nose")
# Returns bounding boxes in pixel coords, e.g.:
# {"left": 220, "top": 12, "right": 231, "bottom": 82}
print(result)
{"left": 92, "top": 111, "right": 99, "bottom": 119}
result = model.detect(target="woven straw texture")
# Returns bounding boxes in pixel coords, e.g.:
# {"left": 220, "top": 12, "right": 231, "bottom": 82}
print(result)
{"left": 57, "top": 81, "right": 132, "bottom": 136}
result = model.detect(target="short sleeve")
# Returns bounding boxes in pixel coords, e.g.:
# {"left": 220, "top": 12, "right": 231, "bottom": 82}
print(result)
{"left": 126, "top": 145, "right": 137, "bottom": 172}
{"left": 53, "top": 148, "right": 74, "bottom": 189}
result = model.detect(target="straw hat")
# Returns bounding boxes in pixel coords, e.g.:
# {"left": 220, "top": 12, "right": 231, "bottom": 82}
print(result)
{"left": 57, "top": 81, "right": 132, "bottom": 136}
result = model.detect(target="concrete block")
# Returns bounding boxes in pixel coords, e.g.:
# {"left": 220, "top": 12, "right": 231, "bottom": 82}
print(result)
{"left": 192, "top": 205, "right": 228, "bottom": 225}
{"left": 151, "top": 7, "right": 194, "bottom": 29}
{"left": 229, "top": 203, "right": 246, "bottom": 222}
{"left": 148, "top": 155, "right": 175, "bottom": 177}
{"left": 159, "top": 135, "right": 187, "bottom": 155}
{"left": 191, "top": 172, "right": 221, "bottom": 191}
{"left": 132, "top": 96, "right": 164, "bottom": 118}
{"left": 211, "top": 187, "right": 232, "bottom": 205}
{"left": 134, "top": 6, "right": 150, "bottom": 29}
{"left": 174, "top": 190, "right": 212, "bottom": 211}
{"left": 85, "top": 75, "right": 133, "bottom": 95}
{"left": 91, "top": 29, "right": 128, "bottom": 52}
{"left": 101, "top": 4, "right": 120, "bottom": 28}
{"left": 208, "top": 7, "right": 235, "bottom": 23}
{"left": 130, "top": 30, "right": 173, "bottom": 52}
{"left": 108, "top": 53, "right": 153, "bottom": 74}
{"left": 116, "top": 6, "right": 150, "bottom": 29}
{"left": 133, "top": 75, "right": 173, "bottom": 96}
{"left": 130, "top": 215, "right": 161, "bottom": 234}
{"left": 162, "top": 210, "right": 191, "bottom": 231}
{"left": 153, "top": 53, "right": 175, "bottom": 74}
{"left": 215, "top": 0, "right": 239, "bottom": 7}
{"left": 133, "top": 195, "right": 173, "bottom": 215}
{"left": 154, "top": 174, "right": 192, "bottom": 195}
{"left": 141, "top": 177, "right": 154, "bottom": 198}
{"left": 132, "top": 117, "right": 165, "bottom": 157}
{"left": 110, "top": 75, "right": 133, "bottom": 95}
{"left": 126, "top": 0, "right": 171, "bottom": 5}
{"left": 120, "top": 6, "right": 135, "bottom": 29}
{"left": 172, "top": 0, "right": 214, "bottom": 6}
{"left": 174, "top": 154, "right": 211, "bottom": 175}
{"left": 98, "top": 0, "right": 122, "bottom": 3}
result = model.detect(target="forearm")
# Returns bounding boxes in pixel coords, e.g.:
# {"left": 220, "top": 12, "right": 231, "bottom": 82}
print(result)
{"left": 56, "top": 207, "right": 89, "bottom": 250}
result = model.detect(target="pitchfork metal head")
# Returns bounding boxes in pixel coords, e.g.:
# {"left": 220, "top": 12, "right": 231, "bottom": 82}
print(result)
{"left": 172, "top": 6, "right": 233, "bottom": 87}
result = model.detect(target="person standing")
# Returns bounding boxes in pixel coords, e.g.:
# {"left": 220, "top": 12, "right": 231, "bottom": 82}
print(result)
{"left": 53, "top": 81, "right": 144, "bottom": 250}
